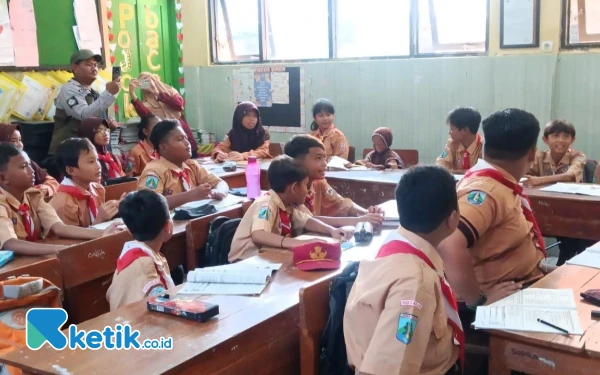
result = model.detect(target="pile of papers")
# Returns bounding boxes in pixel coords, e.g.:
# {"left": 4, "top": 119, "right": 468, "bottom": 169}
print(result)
{"left": 474, "top": 288, "right": 583, "bottom": 335}
{"left": 179, "top": 194, "right": 246, "bottom": 211}
{"left": 378, "top": 199, "right": 400, "bottom": 228}
{"left": 327, "top": 156, "right": 368, "bottom": 171}
{"left": 540, "top": 183, "right": 600, "bottom": 197}
{"left": 566, "top": 244, "right": 600, "bottom": 269}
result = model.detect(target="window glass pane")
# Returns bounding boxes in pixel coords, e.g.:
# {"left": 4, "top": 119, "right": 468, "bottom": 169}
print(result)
{"left": 265, "top": 0, "right": 329, "bottom": 60}
{"left": 214, "top": 0, "right": 260, "bottom": 62}
{"left": 336, "top": 0, "right": 410, "bottom": 58}
{"left": 417, "top": 0, "right": 487, "bottom": 54}
{"left": 566, "top": 0, "right": 600, "bottom": 45}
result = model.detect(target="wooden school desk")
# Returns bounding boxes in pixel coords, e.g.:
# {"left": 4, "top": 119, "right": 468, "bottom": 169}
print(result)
{"left": 0, "top": 256, "right": 63, "bottom": 290}
{"left": 1, "top": 231, "right": 392, "bottom": 375}
{"left": 104, "top": 178, "right": 138, "bottom": 201}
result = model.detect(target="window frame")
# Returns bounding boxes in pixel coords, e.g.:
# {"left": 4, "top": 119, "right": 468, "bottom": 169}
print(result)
{"left": 209, "top": 0, "right": 490, "bottom": 64}
{"left": 562, "top": 0, "right": 600, "bottom": 49}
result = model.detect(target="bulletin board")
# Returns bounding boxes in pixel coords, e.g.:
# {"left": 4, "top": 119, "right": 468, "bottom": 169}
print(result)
{"left": 233, "top": 66, "right": 305, "bottom": 132}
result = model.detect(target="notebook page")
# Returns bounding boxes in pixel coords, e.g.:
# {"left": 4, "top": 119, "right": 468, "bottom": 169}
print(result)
{"left": 566, "top": 247, "right": 600, "bottom": 269}
{"left": 178, "top": 282, "right": 267, "bottom": 296}
{"left": 490, "top": 288, "right": 576, "bottom": 310}
{"left": 474, "top": 306, "right": 583, "bottom": 335}
{"left": 187, "top": 269, "right": 271, "bottom": 284}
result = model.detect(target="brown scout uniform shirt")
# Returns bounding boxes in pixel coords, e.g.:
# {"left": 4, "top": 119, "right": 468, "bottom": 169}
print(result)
{"left": 49, "top": 183, "right": 105, "bottom": 227}
{"left": 309, "top": 179, "right": 354, "bottom": 217}
{"left": 211, "top": 136, "right": 272, "bottom": 160}
{"left": 344, "top": 227, "right": 459, "bottom": 375}
{"left": 435, "top": 135, "right": 483, "bottom": 172}
{"left": 37, "top": 175, "right": 60, "bottom": 197}
{"left": 0, "top": 187, "right": 62, "bottom": 248}
{"left": 529, "top": 149, "right": 586, "bottom": 182}
{"left": 229, "top": 190, "right": 312, "bottom": 262}
{"left": 126, "top": 141, "right": 157, "bottom": 177}
{"left": 137, "top": 158, "right": 223, "bottom": 196}
{"left": 310, "top": 126, "right": 349, "bottom": 161}
{"left": 457, "top": 161, "right": 544, "bottom": 291}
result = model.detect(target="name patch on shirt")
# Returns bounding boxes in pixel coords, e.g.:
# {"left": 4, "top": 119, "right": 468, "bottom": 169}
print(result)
{"left": 466, "top": 191, "right": 486, "bottom": 206}
{"left": 397, "top": 314, "right": 418, "bottom": 345}
{"left": 125, "top": 159, "right": 134, "bottom": 173}
{"left": 67, "top": 97, "right": 79, "bottom": 108}
{"left": 142, "top": 279, "right": 162, "bottom": 294}
{"left": 145, "top": 175, "right": 159, "bottom": 189}
{"left": 258, "top": 206, "right": 270, "bottom": 220}
{"left": 401, "top": 300, "right": 422, "bottom": 310}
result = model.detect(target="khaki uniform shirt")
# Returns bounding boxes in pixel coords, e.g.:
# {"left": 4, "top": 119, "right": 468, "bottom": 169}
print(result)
{"left": 126, "top": 141, "right": 156, "bottom": 177}
{"left": 138, "top": 158, "right": 222, "bottom": 196}
{"left": 456, "top": 161, "right": 544, "bottom": 290}
{"left": 344, "top": 227, "right": 459, "bottom": 375}
{"left": 106, "top": 247, "right": 170, "bottom": 311}
{"left": 310, "top": 126, "right": 349, "bottom": 160}
{"left": 37, "top": 176, "right": 60, "bottom": 197}
{"left": 529, "top": 149, "right": 586, "bottom": 182}
{"left": 229, "top": 190, "right": 312, "bottom": 262}
{"left": 49, "top": 183, "right": 105, "bottom": 227}
{"left": 309, "top": 179, "right": 354, "bottom": 217}
{"left": 0, "top": 187, "right": 62, "bottom": 248}
{"left": 211, "top": 135, "right": 272, "bottom": 160}
{"left": 435, "top": 135, "right": 483, "bottom": 172}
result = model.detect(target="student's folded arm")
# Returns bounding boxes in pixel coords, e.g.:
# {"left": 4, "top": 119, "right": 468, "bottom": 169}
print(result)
{"left": 348, "top": 203, "right": 368, "bottom": 217}
{"left": 158, "top": 93, "right": 185, "bottom": 112}
{"left": 538, "top": 173, "right": 577, "bottom": 185}
{"left": 2, "top": 239, "right": 63, "bottom": 256}
{"left": 131, "top": 99, "right": 153, "bottom": 117}
{"left": 304, "top": 217, "right": 335, "bottom": 236}
{"left": 313, "top": 216, "right": 360, "bottom": 227}
{"left": 42, "top": 176, "right": 59, "bottom": 196}
{"left": 164, "top": 191, "right": 198, "bottom": 210}
{"left": 50, "top": 222, "right": 103, "bottom": 240}
{"left": 212, "top": 137, "right": 232, "bottom": 158}
{"left": 64, "top": 90, "right": 116, "bottom": 121}
{"left": 252, "top": 141, "right": 272, "bottom": 159}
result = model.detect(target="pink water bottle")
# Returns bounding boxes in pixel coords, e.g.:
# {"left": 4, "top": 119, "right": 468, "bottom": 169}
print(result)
{"left": 246, "top": 156, "right": 261, "bottom": 199}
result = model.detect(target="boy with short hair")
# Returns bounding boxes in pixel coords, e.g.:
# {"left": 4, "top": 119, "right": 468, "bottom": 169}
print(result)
{"left": 138, "top": 120, "right": 229, "bottom": 209}
{"left": 439, "top": 109, "right": 549, "bottom": 309}
{"left": 106, "top": 190, "right": 175, "bottom": 310}
{"left": 229, "top": 155, "right": 354, "bottom": 262}
{"left": 284, "top": 135, "right": 383, "bottom": 227}
{"left": 50, "top": 138, "right": 120, "bottom": 227}
{"left": 344, "top": 166, "right": 462, "bottom": 375}
{"left": 0, "top": 144, "right": 120, "bottom": 255}
{"left": 436, "top": 107, "right": 483, "bottom": 173}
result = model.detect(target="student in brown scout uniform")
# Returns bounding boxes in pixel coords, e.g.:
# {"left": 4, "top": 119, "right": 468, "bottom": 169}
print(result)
{"left": 0, "top": 123, "right": 59, "bottom": 197}
{"left": 523, "top": 119, "right": 591, "bottom": 265}
{"left": 344, "top": 166, "right": 462, "bottom": 375}
{"left": 435, "top": 107, "right": 483, "bottom": 173}
{"left": 50, "top": 138, "right": 121, "bottom": 227}
{"left": 0, "top": 144, "right": 121, "bottom": 255}
{"left": 125, "top": 114, "right": 160, "bottom": 177}
{"left": 356, "top": 127, "right": 405, "bottom": 169}
{"left": 138, "top": 120, "right": 229, "bottom": 209}
{"left": 212, "top": 101, "right": 272, "bottom": 162}
{"left": 309, "top": 99, "right": 350, "bottom": 161}
{"left": 107, "top": 189, "right": 175, "bottom": 310}
{"left": 79, "top": 117, "right": 125, "bottom": 183}
{"left": 439, "top": 109, "right": 552, "bottom": 310}
{"left": 284, "top": 135, "right": 384, "bottom": 228}
{"left": 229, "top": 155, "right": 354, "bottom": 262}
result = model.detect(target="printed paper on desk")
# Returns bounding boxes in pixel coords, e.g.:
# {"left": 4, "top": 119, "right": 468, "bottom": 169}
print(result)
{"left": 566, "top": 245, "right": 600, "bottom": 269}
{"left": 180, "top": 194, "right": 245, "bottom": 210}
{"left": 90, "top": 218, "right": 124, "bottom": 230}
{"left": 540, "top": 183, "right": 600, "bottom": 197}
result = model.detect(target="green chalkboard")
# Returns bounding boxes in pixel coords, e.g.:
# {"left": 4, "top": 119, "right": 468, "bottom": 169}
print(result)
{"left": 7, "top": 0, "right": 103, "bottom": 69}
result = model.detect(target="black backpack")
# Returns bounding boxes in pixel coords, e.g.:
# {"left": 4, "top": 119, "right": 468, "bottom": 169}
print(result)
{"left": 318, "top": 261, "right": 360, "bottom": 375}
{"left": 202, "top": 216, "right": 241, "bottom": 267}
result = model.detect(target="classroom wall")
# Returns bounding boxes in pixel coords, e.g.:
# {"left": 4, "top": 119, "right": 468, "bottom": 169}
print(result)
{"left": 181, "top": 0, "right": 600, "bottom": 162}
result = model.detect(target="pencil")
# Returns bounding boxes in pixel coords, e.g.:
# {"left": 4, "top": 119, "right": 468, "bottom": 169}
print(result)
{"left": 537, "top": 318, "right": 569, "bottom": 334}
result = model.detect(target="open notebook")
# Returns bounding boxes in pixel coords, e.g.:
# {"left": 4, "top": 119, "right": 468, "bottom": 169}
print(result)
{"left": 177, "top": 263, "right": 282, "bottom": 296}
{"left": 179, "top": 194, "right": 246, "bottom": 211}
{"left": 378, "top": 199, "right": 400, "bottom": 228}
{"left": 473, "top": 288, "right": 583, "bottom": 334}
{"left": 540, "top": 183, "right": 600, "bottom": 197}
{"left": 566, "top": 244, "right": 600, "bottom": 269}
{"left": 327, "top": 156, "right": 368, "bottom": 171}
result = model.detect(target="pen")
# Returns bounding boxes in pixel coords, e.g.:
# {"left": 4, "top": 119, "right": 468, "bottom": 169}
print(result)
{"left": 537, "top": 318, "right": 569, "bottom": 334}
{"left": 544, "top": 241, "right": 561, "bottom": 251}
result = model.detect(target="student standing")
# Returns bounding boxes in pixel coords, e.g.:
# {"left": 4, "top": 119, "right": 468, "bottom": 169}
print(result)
{"left": 78, "top": 118, "right": 125, "bottom": 183}
{"left": 309, "top": 99, "right": 349, "bottom": 161}
{"left": 436, "top": 107, "right": 483, "bottom": 173}
{"left": 345, "top": 166, "right": 462, "bottom": 375}
{"left": 125, "top": 115, "right": 160, "bottom": 177}
{"left": 356, "top": 127, "right": 405, "bottom": 169}
{"left": 212, "top": 101, "right": 272, "bottom": 162}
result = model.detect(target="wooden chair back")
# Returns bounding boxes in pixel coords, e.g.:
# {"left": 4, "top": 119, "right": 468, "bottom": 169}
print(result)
{"left": 269, "top": 142, "right": 284, "bottom": 157}
{"left": 347, "top": 146, "right": 356, "bottom": 163}
{"left": 104, "top": 178, "right": 138, "bottom": 201}
{"left": 362, "top": 148, "right": 419, "bottom": 167}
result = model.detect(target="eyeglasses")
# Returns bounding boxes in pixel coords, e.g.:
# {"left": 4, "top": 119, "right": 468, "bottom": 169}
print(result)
{"left": 95, "top": 128, "right": 111, "bottom": 134}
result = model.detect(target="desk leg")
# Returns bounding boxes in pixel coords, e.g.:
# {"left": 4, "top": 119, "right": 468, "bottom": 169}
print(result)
{"left": 489, "top": 336, "right": 511, "bottom": 375}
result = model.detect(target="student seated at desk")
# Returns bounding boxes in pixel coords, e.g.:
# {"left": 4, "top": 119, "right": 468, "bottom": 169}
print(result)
{"left": 344, "top": 166, "right": 462, "bottom": 375}
{"left": 523, "top": 119, "right": 590, "bottom": 266}
{"left": 107, "top": 189, "right": 175, "bottom": 310}
{"left": 355, "top": 127, "right": 405, "bottom": 170}
{"left": 125, "top": 114, "right": 160, "bottom": 177}
{"left": 50, "top": 138, "right": 121, "bottom": 227}
{"left": 0, "top": 144, "right": 120, "bottom": 255}
{"left": 211, "top": 102, "right": 271, "bottom": 162}
{"left": 284, "top": 135, "right": 384, "bottom": 227}
{"left": 229, "top": 155, "right": 354, "bottom": 262}
{"left": 138, "top": 119, "right": 229, "bottom": 209}
{"left": 435, "top": 107, "right": 483, "bottom": 173}
{"left": 0, "top": 123, "right": 59, "bottom": 197}
{"left": 309, "top": 99, "right": 349, "bottom": 161}
{"left": 79, "top": 117, "right": 125, "bottom": 183}
{"left": 439, "top": 109, "right": 553, "bottom": 309}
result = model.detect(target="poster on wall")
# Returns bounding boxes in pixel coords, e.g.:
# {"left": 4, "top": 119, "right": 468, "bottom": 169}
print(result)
{"left": 253, "top": 69, "right": 272, "bottom": 107}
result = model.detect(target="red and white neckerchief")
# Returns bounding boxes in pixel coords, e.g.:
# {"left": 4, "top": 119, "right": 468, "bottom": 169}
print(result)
{"left": 304, "top": 189, "right": 315, "bottom": 214}
{"left": 377, "top": 231, "right": 464, "bottom": 370}
{"left": 116, "top": 241, "right": 175, "bottom": 290}
{"left": 460, "top": 160, "right": 546, "bottom": 257}
{"left": 175, "top": 169, "right": 192, "bottom": 191}
{"left": 58, "top": 178, "right": 98, "bottom": 223}
{"left": 98, "top": 152, "right": 122, "bottom": 179}
{"left": 0, "top": 190, "right": 39, "bottom": 241}
{"left": 264, "top": 192, "right": 292, "bottom": 237}
{"left": 459, "top": 134, "right": 481, "bottom": 170}
{"left": 138, "top": 141, "right": 158, "bottom": 160}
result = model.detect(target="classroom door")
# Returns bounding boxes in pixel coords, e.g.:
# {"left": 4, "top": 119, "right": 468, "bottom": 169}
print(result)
{"left": 111, "top": 0, "right": 178, "bottom": 120}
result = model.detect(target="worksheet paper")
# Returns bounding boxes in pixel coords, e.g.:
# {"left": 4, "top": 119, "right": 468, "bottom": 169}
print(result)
{"left": 540, "top": 183, "right": 600, "bottom": 197}
{"left": 474, "top": 289, "right": 583, "bottom": 334}
{"left": 566, "top": 245, "right": 600, "bottom": 269}
{"left": 179, "top": 194, "right": 246, "bottom": 210}
{"left": 0, "top": 0, "right": 14, "bottom": 66}
{"left": 9, "top": 0, "right": 38, "bottom": 67}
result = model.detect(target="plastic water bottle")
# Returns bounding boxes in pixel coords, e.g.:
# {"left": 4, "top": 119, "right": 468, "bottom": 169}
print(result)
{"left": 246, "top": 156, "right": 261, "bottom": 199}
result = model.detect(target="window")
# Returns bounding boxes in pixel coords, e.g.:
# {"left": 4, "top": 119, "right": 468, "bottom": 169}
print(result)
{"left": 565, "top": 0, "right": 600, "bottom": 46}
{"left": 210, "top": 0, "right": 489, "bottom": 63}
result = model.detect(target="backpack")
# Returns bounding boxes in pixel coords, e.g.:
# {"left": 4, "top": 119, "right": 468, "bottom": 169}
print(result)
{"left": 202, "top": 216, "right": 242, "bottom": 267}
{"left": 0, "top": 276, "right": 62, "bottom": 375}
{"left": 584, "top": 160, "right": 598, "bottom": 183}
{"left": 318, "top": 261, "right": 360, "bottom": 375}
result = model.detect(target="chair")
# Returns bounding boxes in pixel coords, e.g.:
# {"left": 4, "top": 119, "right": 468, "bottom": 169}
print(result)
{"left": 299, "top": 279, "right": 331, "bottom": 375}
{"left": 347, "top": 146, "right": 356, "bottom": 163}
{"left": 104, "top": 178, "right": 138, "bottom": 201}
{"left": 362, "top": 148, "right": 419, "bottom": 167}
{"left": 583, "top": 160, "right": 598, "bottom": 183}
{"left": 269, "top": 142, "right": 284, "bottom": 157}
